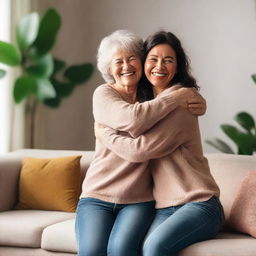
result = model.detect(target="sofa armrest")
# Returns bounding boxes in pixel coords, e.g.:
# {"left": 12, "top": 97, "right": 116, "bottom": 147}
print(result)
{"left": 0, "top": 156, "right": 22, "bottom": 212}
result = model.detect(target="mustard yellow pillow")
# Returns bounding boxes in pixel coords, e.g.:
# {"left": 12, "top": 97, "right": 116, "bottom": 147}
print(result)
{"left": 16, "top": 155, "right": 82, "bottom": 212}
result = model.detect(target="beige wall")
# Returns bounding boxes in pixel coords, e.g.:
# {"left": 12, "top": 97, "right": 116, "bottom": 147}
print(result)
{"left": 34, "top": 0, "right": 256, "bottom": 152}
{"left": 35, "top": 0, "right": 97, "bottom": 150}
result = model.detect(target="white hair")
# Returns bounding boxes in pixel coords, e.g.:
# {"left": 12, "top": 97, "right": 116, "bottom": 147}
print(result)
{"left": 97, "top": 30, "right": 143, "bottom": 83}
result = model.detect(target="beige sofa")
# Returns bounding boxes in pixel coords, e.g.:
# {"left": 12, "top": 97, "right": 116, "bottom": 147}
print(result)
{"left": 0, "top": 149, "right": 256, "bottom": 256}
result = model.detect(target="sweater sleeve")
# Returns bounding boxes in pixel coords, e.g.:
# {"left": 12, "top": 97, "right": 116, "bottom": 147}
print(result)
{"left": 101, "top": 108, "right": 196, "bottom": 163}
{"left": 93, "top": 84, "right": 178, "bottom": 138}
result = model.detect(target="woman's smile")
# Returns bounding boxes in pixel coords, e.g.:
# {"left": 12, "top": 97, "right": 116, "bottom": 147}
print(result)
{"left": 152, "top": 71, "right": 167, "bottom": 77}
{"left": 120, "top": 71, "right": 136, "bottom": 77}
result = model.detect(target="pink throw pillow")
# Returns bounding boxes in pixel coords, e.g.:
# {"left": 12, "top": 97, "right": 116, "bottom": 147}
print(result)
{"left": 227, "top": 170, "right": 256, "bottom": 237}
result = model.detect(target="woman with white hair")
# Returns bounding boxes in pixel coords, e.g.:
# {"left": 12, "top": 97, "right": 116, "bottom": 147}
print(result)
{"left": 75, "top": 30, "right": 206, "bottom": 256}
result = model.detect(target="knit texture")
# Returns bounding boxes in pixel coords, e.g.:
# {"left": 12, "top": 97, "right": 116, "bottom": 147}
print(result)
{"left": 102, "top": 106, "right": 220, "bottom": 208}
{"left": 81, "top": 84, "right": 179, "bottom": 203}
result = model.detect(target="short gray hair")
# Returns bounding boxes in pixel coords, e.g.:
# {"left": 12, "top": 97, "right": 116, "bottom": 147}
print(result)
{"left": 97, "top": 30, "right": 143, "bottom": 84}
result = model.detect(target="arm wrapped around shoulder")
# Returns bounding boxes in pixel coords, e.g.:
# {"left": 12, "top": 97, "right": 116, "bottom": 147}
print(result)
{"left": 93, "top": 84, "right": 178, "bottom": 137}
{"left": 101, "top": 107, "right": 197, "bottom": 162}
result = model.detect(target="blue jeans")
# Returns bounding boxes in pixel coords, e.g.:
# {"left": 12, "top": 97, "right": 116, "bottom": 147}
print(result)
{"left": 143, "top": 196, "right": 225, "bottom": 256}
{"left": 75, "top": 197, "right": 155, "bottom": 256}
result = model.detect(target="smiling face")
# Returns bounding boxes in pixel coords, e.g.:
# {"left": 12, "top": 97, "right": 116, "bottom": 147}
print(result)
{"left": 144, "top": 43, "right": 177, "bottom": 95}
{"left": 109, "top": 49, "right": 142, "bottom": 88}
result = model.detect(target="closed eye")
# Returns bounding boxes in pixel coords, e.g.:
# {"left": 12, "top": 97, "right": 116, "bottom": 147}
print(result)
{"left": 164, "top": 59, "right": 174, "bottom": 63}
{"left": 164, "top": 56, "right": 175, "bottom": 63}
{"left": 129, "top": 56, "right": 136, "bottom": 61}
{"left": 148, "top": 58, "right": 157, "bottom": 62}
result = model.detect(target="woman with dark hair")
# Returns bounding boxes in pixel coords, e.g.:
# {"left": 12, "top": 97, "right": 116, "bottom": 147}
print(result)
{"left": 95, "top": 30, "right": 224, "bottom": 256}
{"left": 138, "top": 30, "right": 199, "bottom": 102}
{"left": 145, "top": 30, "right": 197, "bottom": 86}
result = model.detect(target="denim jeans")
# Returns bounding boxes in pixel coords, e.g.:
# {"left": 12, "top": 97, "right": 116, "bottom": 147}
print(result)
{"left": 75, "top": 197, "right": 155, "bottom": 256}
{"left": 143, "top": 196, "right": 225, "bottom": 256}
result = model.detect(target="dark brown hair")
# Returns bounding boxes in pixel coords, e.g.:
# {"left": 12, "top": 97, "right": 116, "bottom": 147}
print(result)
{"left": 137, "top": 30, "right": 199, "bottom": 101}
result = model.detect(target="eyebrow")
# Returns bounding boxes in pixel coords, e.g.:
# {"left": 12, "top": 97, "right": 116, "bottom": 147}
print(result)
{"left": 114, "top": 55, "right": 136, "bottom": 61}
{"left": 149, "top": 54, "right": 175, "bottom": 59}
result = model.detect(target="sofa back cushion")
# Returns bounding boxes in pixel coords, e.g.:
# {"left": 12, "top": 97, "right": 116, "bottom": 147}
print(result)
{"left": 0, "top": 157, "right": 22, "bottom": 211}
{"left": 206, "top": 153, "right": 256, "bottom": 219}
{"left": 8, "top": 149, "right": 95, "bottom": 179}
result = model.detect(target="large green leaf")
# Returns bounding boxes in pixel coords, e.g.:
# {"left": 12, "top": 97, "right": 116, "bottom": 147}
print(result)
{"left": 0, "top": 69, "right": 6, "bottom": 79}
{"left": 44, "top": 97, "right": 61, "bottom": 108}
{"left": 32, "top": 8, "right": 61, "bottom": 56}
{"left": 52, "top": 58, "right": 66, "bottom": 75}
{"left": 64, "top": 63, "right": 94, "bottom": 85}
{"left": 13, "top": 75, "right": 37, "bottom": 103}
{"left": 16, "top": 12, "right": 39, "bottom": 51}
{"left": 205, "top": 138, "right": 235, "bottom": 154}
{"left": 51, "top": 78, "right": 74, "bottom": 97}
{"left": 251, "top": 74, "right": 256, "bottom": 84}
{"left": 221, "top": 124, "right": 256, "bottom": 155}
{"left": 235, "top": 112, "right": 255, "bottom": 133}
{"left": 26, "top": 54, "right": 53, "bottom": 78}
{"left": 36, "top": 78, "right": 56, "bottom": 101}
{"left": 0, "top": 41, "right": 21, "bottom": 66}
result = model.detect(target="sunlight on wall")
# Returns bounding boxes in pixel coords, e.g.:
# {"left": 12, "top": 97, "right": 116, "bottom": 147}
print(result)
{"left": 0, "top": 0, "right": 12, "bottom": 153}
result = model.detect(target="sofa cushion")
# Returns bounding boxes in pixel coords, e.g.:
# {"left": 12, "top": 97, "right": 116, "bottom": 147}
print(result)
{"left": 0, "top": 210, "right": 75, "bottom": 247}
{"left": 206, "top": 153, "right": 256, "bottom": 219}
{"left": 0, "top": 157, "right": 21, "bottom": 211}
{"left": 16, "top": 156, "right": 82, "bottom": 212}
{"left": 0, "top": 247, "right": 74, "bottom": 256}
{"left": 41, "top": 219, "right": 77, "bottom": 253}
{"left": 178, "top": 232, "right": 256, "bottom": 256}
{"left": 227, "top": 170, "right": 256, "bottom": 237}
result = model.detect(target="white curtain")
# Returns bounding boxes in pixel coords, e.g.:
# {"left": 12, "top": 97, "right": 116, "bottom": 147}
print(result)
{"left": 0, "top": 0, "right": 13, "bottom": 153}
{"left": 0, "top": 0, "right": 36, "bottom": 153}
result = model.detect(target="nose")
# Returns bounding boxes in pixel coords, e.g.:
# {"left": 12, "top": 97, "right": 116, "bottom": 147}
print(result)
{"left": 123, "top": 60, "right": 131, "bottom": 69}
{"left": 156, "top": 60, "right": 163, "bottom": 69}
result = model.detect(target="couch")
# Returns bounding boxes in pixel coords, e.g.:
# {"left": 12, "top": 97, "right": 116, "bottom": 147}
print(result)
{"left": 0, "top": 149, "right": 256, "bottom": 256}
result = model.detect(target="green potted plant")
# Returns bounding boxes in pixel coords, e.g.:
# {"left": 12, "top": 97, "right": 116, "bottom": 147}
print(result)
{"left": 0, "top": 8, "right": 94, "bottom": 148}
{"left": 206, "top": 75, "right": 256, "bottom": 155}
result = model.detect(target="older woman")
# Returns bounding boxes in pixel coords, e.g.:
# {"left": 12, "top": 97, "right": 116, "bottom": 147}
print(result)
{"left": 95, "top": 31, "right": 224, "bottom": 256}
{"left": 75, "top": 30, "right": 206, "bottom": 256}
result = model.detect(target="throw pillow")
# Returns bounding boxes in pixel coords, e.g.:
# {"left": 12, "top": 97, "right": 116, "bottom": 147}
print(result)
{"left": 227, "top": 170, "right": 256, "bottom": 237}
{"left": 16, "top": 155, "right": 82, "bottom": 212}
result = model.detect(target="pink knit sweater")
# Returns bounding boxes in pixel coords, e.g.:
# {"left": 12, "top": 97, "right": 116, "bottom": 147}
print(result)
{"left": 80, "top": 84, "right": 179, "bottom": 203}
{"left": 100, "top": 105, "right": 220, "bottom": 208}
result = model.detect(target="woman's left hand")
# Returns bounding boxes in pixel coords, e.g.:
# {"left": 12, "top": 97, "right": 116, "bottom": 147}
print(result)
{"left": 187, "top": 95, "right": 207, "bottom": 116}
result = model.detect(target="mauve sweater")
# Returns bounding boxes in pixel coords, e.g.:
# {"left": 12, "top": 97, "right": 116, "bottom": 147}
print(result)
{"left": 81, "top": 84, "right": 179, "bottom": 203}
{"left": 101, "top": 106, "right": 220, "bottom": 208}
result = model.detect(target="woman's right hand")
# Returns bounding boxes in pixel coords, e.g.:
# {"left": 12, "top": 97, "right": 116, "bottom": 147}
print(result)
{"left": 170, "top": 87, "right": 207, "bottom": 116}
{"left": 188, "top": 96, "right": 206, "bottom": 116}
